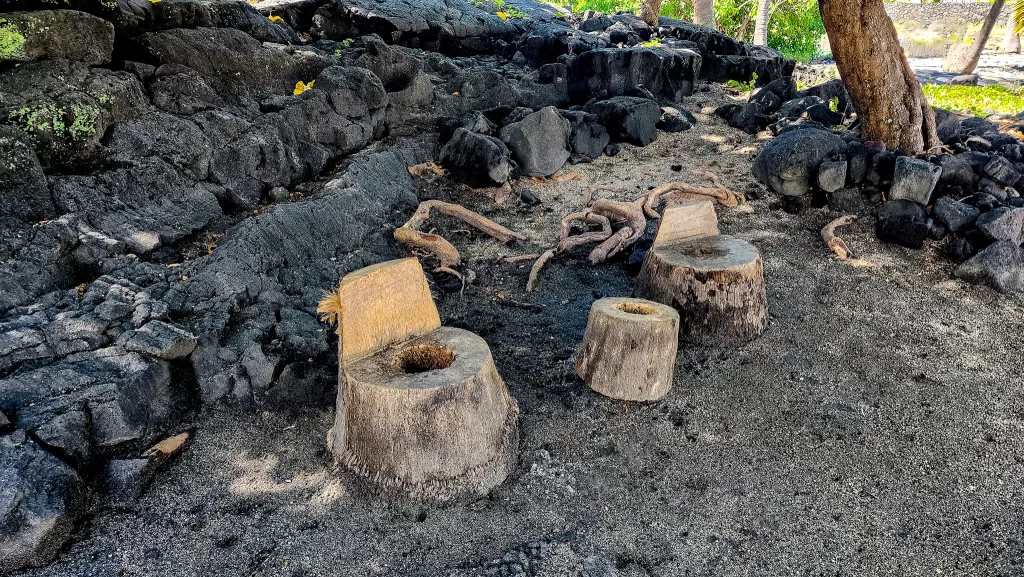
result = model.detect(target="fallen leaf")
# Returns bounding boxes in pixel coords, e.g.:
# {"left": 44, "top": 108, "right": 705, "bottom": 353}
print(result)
{"left": 142, "top": 432, "right": 191, "bottom": 460}
{"left": 269, "top": 15, "right": 284, "bottom": 23}
{"left": 293, "top": 80, "right": 315, "bottom": 96}
{"left": 497, "top": 11, "right": 508, "bottom": 20}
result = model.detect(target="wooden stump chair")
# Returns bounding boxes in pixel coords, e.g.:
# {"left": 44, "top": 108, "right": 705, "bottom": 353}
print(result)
{"left": 635, "top": 201, "right": 768, "bottom": 345}
{"left": 322, "top": 258, "right": 518, "bottom": 501}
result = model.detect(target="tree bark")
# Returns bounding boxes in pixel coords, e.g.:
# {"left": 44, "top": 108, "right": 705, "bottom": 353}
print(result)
{"left": 639, "top": 0, "right": 662, "bottom": 27}
{"left": 693, "top": 0, "right": 715, "bottom": 29}
{"left": 753, "top": 0, "right": 770, "bottom": 45}
{"left": 942, "top": 0, "right": 1006, "bottom": 74}
{"left": 819, "top": 0, "right": 940, "bottom": 155}
{"left": 635, "top": 235, "right": 768, "bottom": 346}
{"left": 576, "top": 298, "right": 679, "bottom": 401}
{"left": 1004, "top": 2, "right": 1020, "bottom": 54}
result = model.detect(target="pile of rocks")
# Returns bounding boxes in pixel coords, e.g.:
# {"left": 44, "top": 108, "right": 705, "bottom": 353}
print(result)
{"left": 0, "top": 0, "right": 796, "bottom": 571}
{"left": 751, "top": 89, "right": 1024, "bottom": 293}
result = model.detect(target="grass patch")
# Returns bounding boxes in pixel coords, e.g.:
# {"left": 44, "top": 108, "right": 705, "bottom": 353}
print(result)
{"left": 923, "top": 84, "right": 1024, "bottom": 117}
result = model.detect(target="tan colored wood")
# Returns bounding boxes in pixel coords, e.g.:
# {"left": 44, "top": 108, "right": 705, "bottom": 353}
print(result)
{"left": 576, "top": 298, "right": 679, "bottom": 401}
{"left": 636, "top": 235, "right": 767, "bottom": 346}
{"left": 652, "top": 201, "right": 720, "bottom": 248}
{"left": 328, "top": 326, "right": 519, "bottom": 501}
{"left": 333, "top": 258, "right": 441, "bottom": 364}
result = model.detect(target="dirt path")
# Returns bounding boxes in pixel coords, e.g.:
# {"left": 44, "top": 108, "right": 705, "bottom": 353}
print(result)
{"left": 25, "top": 88, "right": 1024, "bottom": 577}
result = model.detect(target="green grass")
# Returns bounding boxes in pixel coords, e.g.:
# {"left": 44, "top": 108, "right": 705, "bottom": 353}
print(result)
{"left": 923, "top": 84, "right": 1024, "bottom": 117}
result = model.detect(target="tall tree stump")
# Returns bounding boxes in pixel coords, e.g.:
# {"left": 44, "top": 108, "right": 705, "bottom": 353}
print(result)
{"left": 636, "top": 235, "right": 768, "bottom": 345}
{"left": 576, "top": 298, "right": 679, "bottom": 401}
{"left": 322, "top": 258, "right": 519, "bottom": 501}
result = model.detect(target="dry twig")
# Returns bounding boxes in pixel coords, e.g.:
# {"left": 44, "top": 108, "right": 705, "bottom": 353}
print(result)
{"left": 526, "top": 249, "right": 556, "bottom": 293}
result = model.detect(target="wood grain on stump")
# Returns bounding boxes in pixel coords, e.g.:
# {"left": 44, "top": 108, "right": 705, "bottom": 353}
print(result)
{"left": 636, "top": 235, "right": 767, "bottom": 346}
{"left": 333, "top": 258, "right": 441, "bottom": 363}
{"left": 576, "top": 298, "right": 679, "bottom": 401}
{"left": 329, "top": 327, "right": 518, "bottom": 500}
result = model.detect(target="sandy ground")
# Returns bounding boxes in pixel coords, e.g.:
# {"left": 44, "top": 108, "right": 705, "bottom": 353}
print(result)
{"left": 22, "top": 86, "right": 1024, "bottom": 577}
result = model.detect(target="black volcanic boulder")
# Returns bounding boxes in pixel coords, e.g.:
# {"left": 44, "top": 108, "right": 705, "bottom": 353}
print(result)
{"left": 499, "top": 106, "right": 571, "bottom": 177}
{"left": 559, "top": 110, "right": 611, "bottom": 160}
{"left": 955, "top": 241, "right": 1024, "bottom": 293}
{"left": 752, "top": 128, "right": 846, "bottom": 196}
{"left": 658, "top": 17, "right": 794, "bottom": 84}
{"left": 440, "top": 128, "right": 512, "bottom": 187}
{"left": 585, "top": 96, "right": 661, "bottom": 146}
{"left": 0, "top": 431, "right": 86, "bottom": 573}
{"left": 0, "top": 10, "right": 114, "bottom": 65}
{"left": 875, "top": 199, "right": 930, "bottom": 249}
{"left": 567, "top": 46, "right": 700, "bottom": 103}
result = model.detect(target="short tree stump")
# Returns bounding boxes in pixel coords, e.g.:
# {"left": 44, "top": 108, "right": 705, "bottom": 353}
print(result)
{"left": 636, "top": 234, "right": 768, "bottom": 345}
{"left": 321, "top": 258, "right": 519, "bottom": 501}
{"left": 576, "top": 297, "right": 680, "bottom": 401}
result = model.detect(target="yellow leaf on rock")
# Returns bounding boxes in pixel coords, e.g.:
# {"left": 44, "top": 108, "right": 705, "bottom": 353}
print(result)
{"left": 496, "top": 11, "right": 508, "bottom": 20}
{"left": 269, "top": 15, "right": 283, "bottom": 23}
{"left": 293, "top": 80, "right": 315, "bottom": 95}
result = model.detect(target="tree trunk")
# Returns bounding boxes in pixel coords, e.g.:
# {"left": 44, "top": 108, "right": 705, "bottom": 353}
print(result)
{"left": 1004, "top": 3, "right": 1020, "bottom": 53}
{"left": 693, "top": 0, "right": 715, "bottom": 29}
{"left": 639, "top": 0, "right": 662, "bottom": 27}
{"left": 942, "top": 0, "right": 1006, "bottom": 74}
{"left": 819, "top": 0, "right": 940, "bottom": 155}
{"left": 753, "top": 0, "right": 770, "bottom": 45}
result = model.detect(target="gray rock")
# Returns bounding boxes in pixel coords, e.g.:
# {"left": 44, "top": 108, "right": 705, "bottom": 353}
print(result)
{"left": 0, "top": 410, "right": 10, "bottom": 432}
{"left": 949, "top": 74, "right": 979, "bottom": 86}
{"left": 22, "top": 407, "right": 93, "bottom": 467}
{"left": 931, "top": 196, "right": 980, "bottom": 233}
{"left": 123, "top": 321, "right": 199, "bottom": 360}
{"left": 983, "top": 156, "right": 1021, "bottom": 187}
{"left": 0, "top": 347, "right": 180, "bottom": 452}
{"left": 103, "top": 458, "right": 156, "bottom": 507}
{"left": 976, "top": 207, "right": 1024, "bottom": 245}
{"left": 657, "top": 106, "right": 695, "bottom": 133}
{"left": 584, "top": 96, "right": 661, "bottom": 146}
{"left": 0, "top": 431, "right": 86, "bottom": 573}
{"left": 580, "top": 12, "right": 612, "bottom": 32}
{"left": 440, "top": 128, "right": 512, "bottom": 187}
{"left": 955, "top": 241, "right": 1024, "bottom": 293}
{"left": 0, "top": 59, "right": 148, "bottom": 172}
{"left": 499, "top": 107, "right": 572, "bottom": 177}
{"left": 752, "top": 128, "right": 847, "bottom": 196}
{"left": 816, "top": 159, "right": 847, "bottom": 193}
{"left": 0, "top": 10, "right": 114, "bottom": 65}
{"left": 888, "top": 156, "right": 942, "bottom": 205}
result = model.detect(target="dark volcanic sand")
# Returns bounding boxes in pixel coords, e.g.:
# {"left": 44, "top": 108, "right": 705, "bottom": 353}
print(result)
{"left": 25, "top": 91, "right": 1024, "bottom": 577}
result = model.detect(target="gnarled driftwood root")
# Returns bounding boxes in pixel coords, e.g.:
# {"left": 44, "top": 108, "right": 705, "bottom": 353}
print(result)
{"left": 821, "top": 215, "right": 858, "bottom": 260}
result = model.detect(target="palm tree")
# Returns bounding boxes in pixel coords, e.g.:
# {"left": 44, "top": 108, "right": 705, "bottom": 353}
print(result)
{"left": 1005, "top": 1, "right": 1021, "bottom": 53}
{"left": 753, "top": 0, "right": 771, "bottom": 45}
{"left": 693, "top": 0, "right": 715, "bottom": 29}
{"left": 942, "top": 0, "right": 1006, "bottom": 75}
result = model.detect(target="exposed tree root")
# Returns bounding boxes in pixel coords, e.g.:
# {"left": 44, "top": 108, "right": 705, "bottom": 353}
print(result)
{"left": 526, "top": 249, "right": 556, "bottom": 293}
{"left": 821, "top": 215, "right": 858, "bottom": 260}
{"left": 395, "top": 200, "right": 525, "bottom": 277}
{"left": 558, "top": 212, "right": 612, "bottom": 253}
{"left": 588, "top": 226, "right": 634, "bottom": 265}
{"left": 407, "top": 162, "right": 446, "bottom": 177}
{"left": 641, "top": 171, "right": 745, "bottom": 218}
